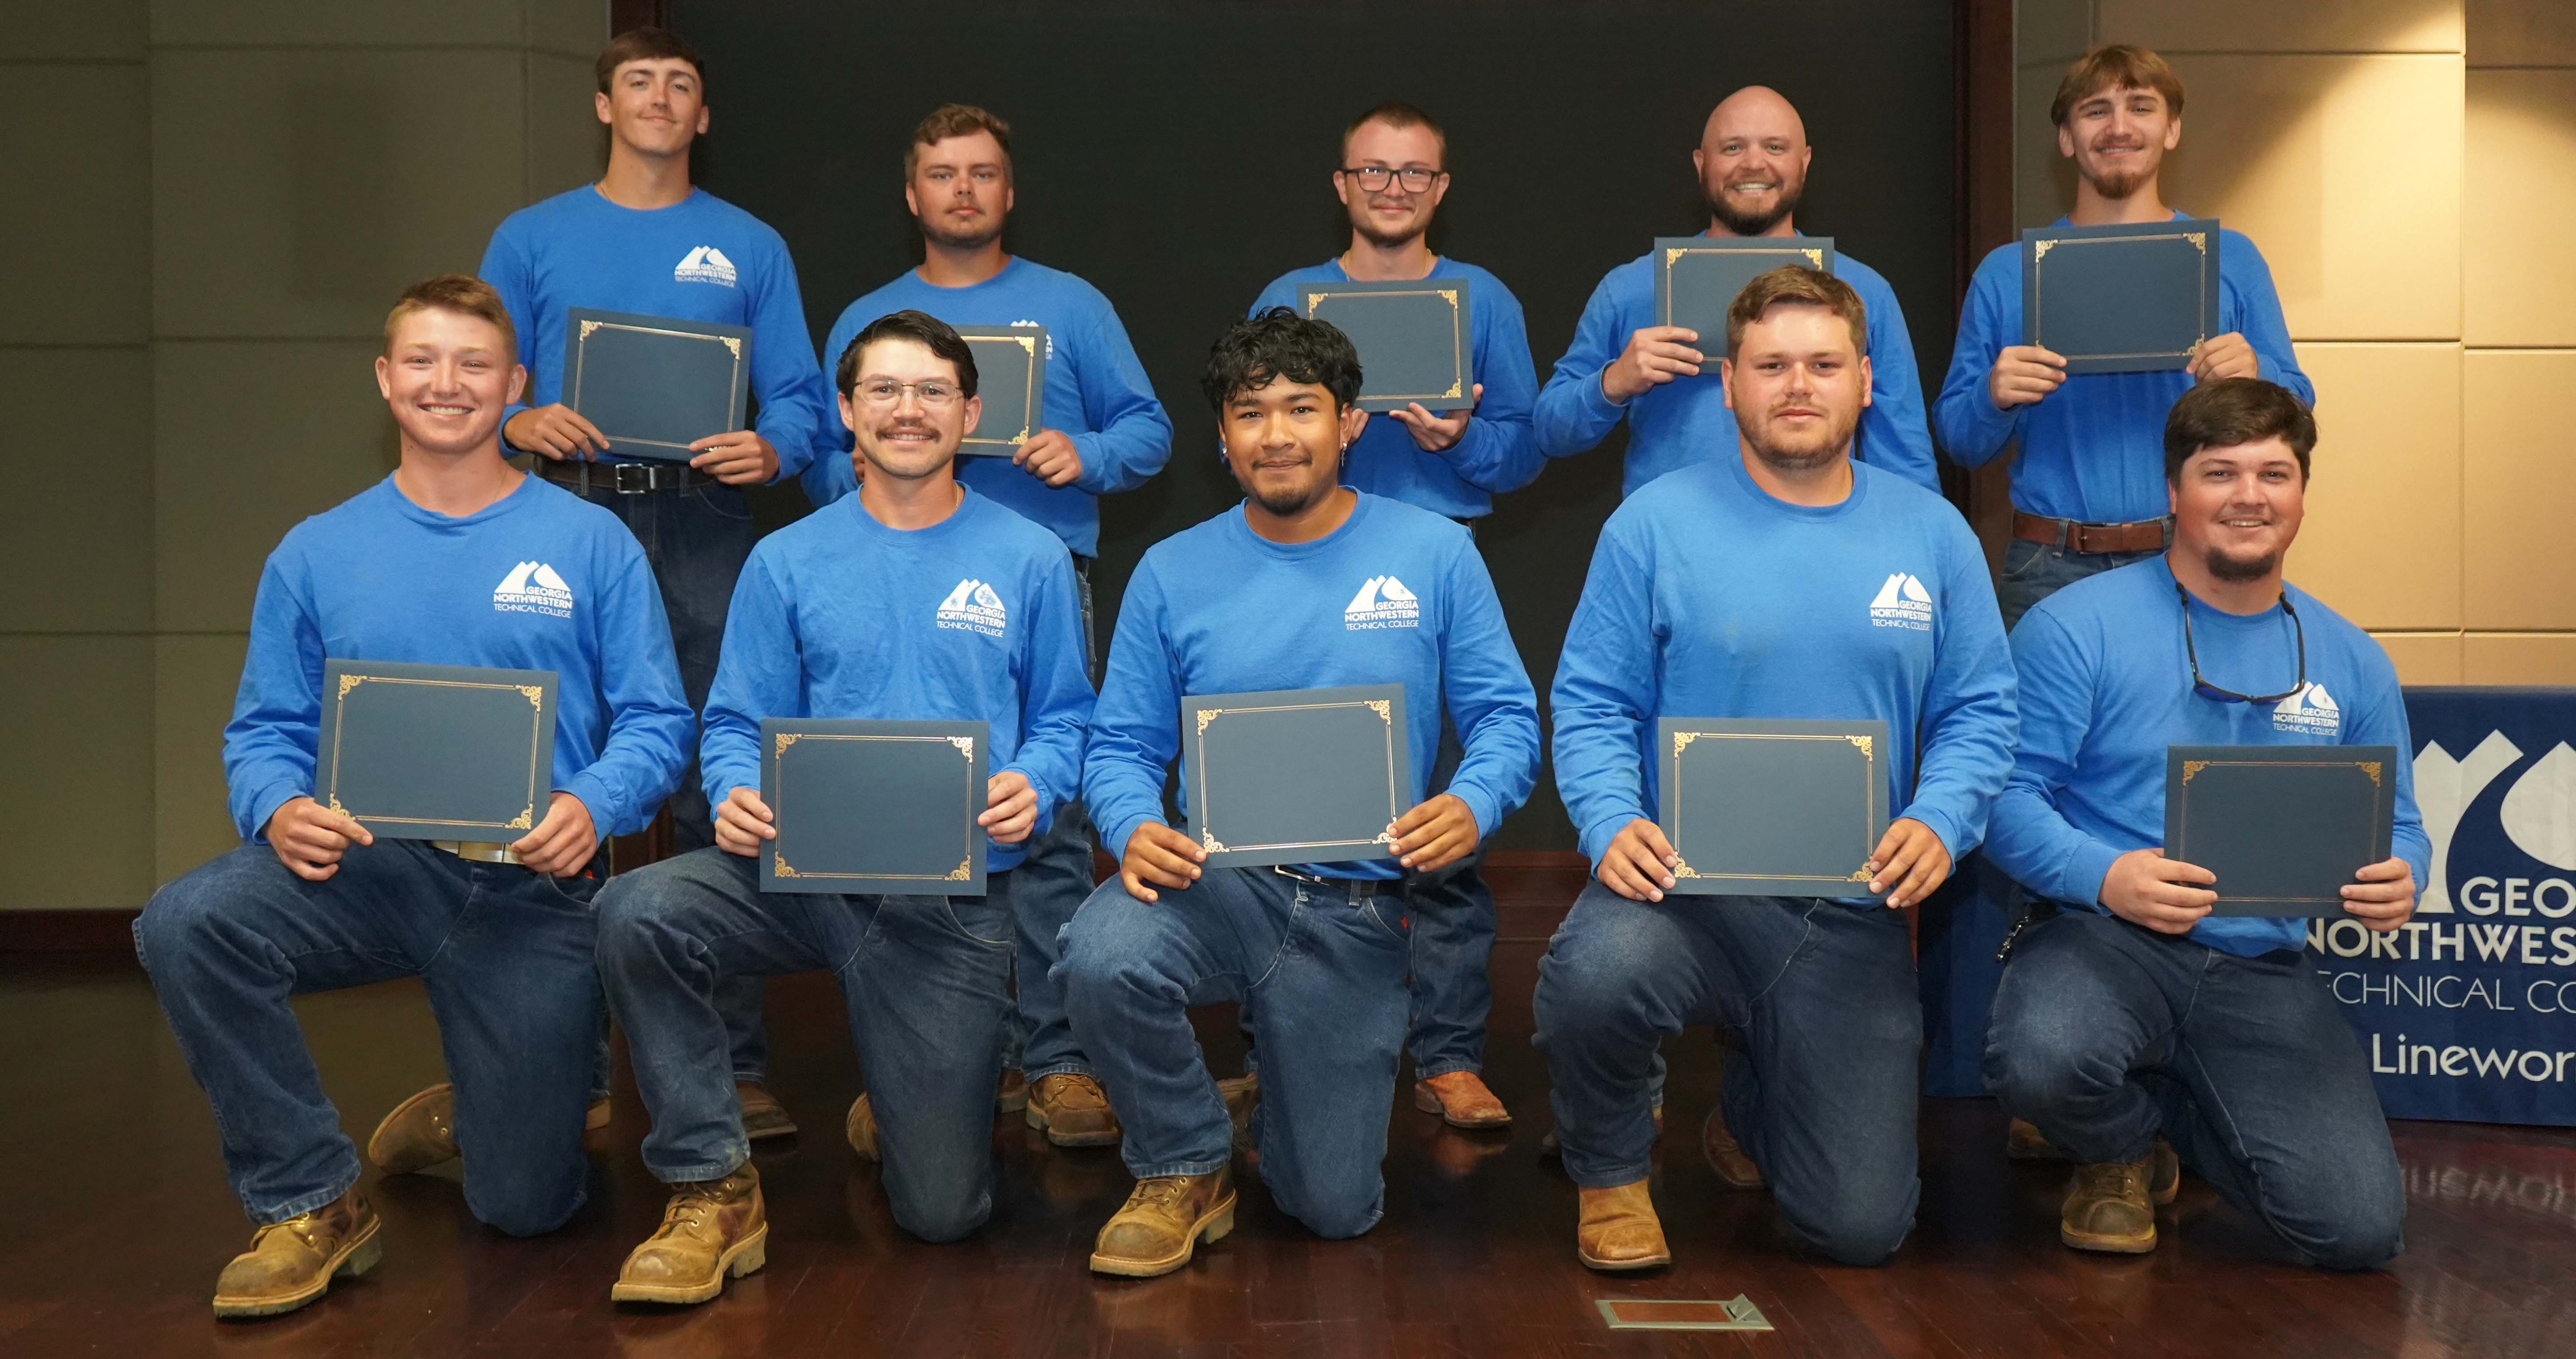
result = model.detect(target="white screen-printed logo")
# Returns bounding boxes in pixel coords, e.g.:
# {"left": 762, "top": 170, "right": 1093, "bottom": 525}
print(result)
{"left": 674, "top": 245, "right": 738, "bottom": 286}
{"left": 493, "top": 561, "right": 574, "bottom": 619}
{"left": 2272, "top": 682, "right": 2342, "bottom": 736}
{"left": 1344, "top": 575, "right": 1421, "bottom": 630}
{"left": 936, "top": 578, "right": 1008, "bottom": 637}
{"left": 1868, "top": 573, "right": 1934, "bottom": 631}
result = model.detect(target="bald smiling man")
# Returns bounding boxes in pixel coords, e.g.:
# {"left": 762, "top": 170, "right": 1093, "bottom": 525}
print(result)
{"left": 1535, "top": 86, "right": 1941, "bottom": 499}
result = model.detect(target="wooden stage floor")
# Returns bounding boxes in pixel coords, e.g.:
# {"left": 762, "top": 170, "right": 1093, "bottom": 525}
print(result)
{"left": 8, "top": 882, "right": 2576, "bottom": 1357}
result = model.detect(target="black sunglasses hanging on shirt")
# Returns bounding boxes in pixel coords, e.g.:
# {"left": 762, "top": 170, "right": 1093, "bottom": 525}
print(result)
{"left": 2176, "top": 580, "right": 2306, "bottom": 705}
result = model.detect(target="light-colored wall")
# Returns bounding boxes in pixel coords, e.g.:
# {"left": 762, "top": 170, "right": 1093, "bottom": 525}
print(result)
{"left": 2012, "top": 0, "right": 2575, "bottom": 686}
{"left": 0, "top": 3, "right": 606, "bottom": 911}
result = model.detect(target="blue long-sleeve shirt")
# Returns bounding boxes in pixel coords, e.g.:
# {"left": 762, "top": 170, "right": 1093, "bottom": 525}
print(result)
{"left": 1248, "top": 259, "right": 1543, "bottom": 519}
{"left": 699, "top": 487, "right": 1093, "bottom": 872}
{"left": 802, "top": 257, "right": 1173, "bottom": 557}
{"left": 479, "top": 185, "right": 833, "bottom": 480}
{"left": 1534, "top": 246, "right": 1941, "bottom": 498}
{"left": 1551, "top": 457, "right": 2017, "bottom": 878}
{"left": 1934, "top": 215, "right": 2311, "bottom": 524}
{"left": 1987, "top": 558, "right": 2428, "bottom": 957}
{"left": 1085, "top": 493, "right": 1542, "bottom": 880}
{"left": 224, "top": 474, "right": 693, "bottom": 843}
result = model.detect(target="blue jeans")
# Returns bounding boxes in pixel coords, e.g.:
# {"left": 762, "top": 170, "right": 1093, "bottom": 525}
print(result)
{"left": 1406, "top": 711, "right": 1496, "bottom": 1078}
{"left": 997, "top": 553, "right": 1100, "bottom": 1081}
{"left": 595, "top": 848, "right": 1012, "bottom": 1241}
{"left": 1532, "top": 885, "right": 1922, "bottom": 1265}
{"left": 1984, "top": 908, "right": 2406, "bottom": 1269}
{"left": 134, "top": 841, "right": 601, "bottom": 1233}
{"left": 1995, "top": 538, "right": 2160, "bottom": 633}
{"left": 1059, "top": 866, "right": 1412, "bottom": 1239}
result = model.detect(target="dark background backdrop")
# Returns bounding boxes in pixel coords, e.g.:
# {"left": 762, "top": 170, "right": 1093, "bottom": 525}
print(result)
{"left": 679, "top": 0, "right": 1962, "bottom": 849}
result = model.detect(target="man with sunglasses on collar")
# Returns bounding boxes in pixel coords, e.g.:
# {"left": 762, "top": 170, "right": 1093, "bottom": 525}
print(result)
{"left": 1981, "top": 378, "right": 2424, "bottom": 1268}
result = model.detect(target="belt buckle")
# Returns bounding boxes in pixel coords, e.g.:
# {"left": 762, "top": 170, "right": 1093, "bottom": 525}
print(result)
{"left": 1270, "top": 864, "right": 1329, "bottom": 888}
{"left": 612, "top": 461, "right": 652, "bottom": 494}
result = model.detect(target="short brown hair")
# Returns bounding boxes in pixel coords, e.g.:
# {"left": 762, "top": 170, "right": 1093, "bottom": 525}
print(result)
{"left": 382, "top": 274, "right": 516, "bottom": 357}
{"left": 2050, "top": 43, "right": 2183, "bottom": 126}
{"left": 1342, "top": 101, "right": 1446, "bottom": 166}
{"left": 596, "top": 27, "right": 704, "bottom": 98}
{"left": 907, "top": 103, "right": 1012, "bottom": 176}
{"left": 2164, "top": 378, "right": 2315, "bottom": 483}
{"left": 1724, "top": 265, "right": 1868, "bottom": 360}
{"left": 835, "top": 310, "right": 978, "bottom": 400}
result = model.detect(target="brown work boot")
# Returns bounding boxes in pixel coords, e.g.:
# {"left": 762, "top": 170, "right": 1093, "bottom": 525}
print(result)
{"left": 1088, "top": 1167, "right": 1236, "bottom": 1277}
{"left": 1217, "top": 1072, "right": 1260, "bottom": 1155}
{"left": 1699, "top": 1103, "right": 1766, "bottom": 1189}
{"left": 1026, "top": 1072, "right": 1122, "bottom": 1147}
{"left": 1575, "top": 1180, "right": 1671, "bottom": 1271}
{"left": 611, "top": 1166, "right": 768, "bottom": 1304}
{"left": 737, "top": 1082, "right": 796, "bottom": 1140}
{"left": 1540, "top": 1103, "right": 1661, "bottom": 1157}
{"left": 2148, "top": 1137, "right": 2180, "bottom": 1206}
{"left": 368, "top": 1083, "right": 457, "bottom": 1174}
{"left": 844, "top": 1093, "right": 880, "bottom": 1162}
{"left": 997, "top": 1067, "right": 1029, "bottom": 1113}
{"left": 1413, "top": 1071, "right": 1512, "bottom": 1128}
{"left": 2007, "top": 1116, "right": 2066, "bottom": 1160}
{"left": 2061, "top": 1153, "right": 2158, "bottom": 1253}
{"left": 586, "top": 1096, "right": 613, "bottom": 1131}
{"left": 211, "top": 1186, "right": 382, "bottom": 1318}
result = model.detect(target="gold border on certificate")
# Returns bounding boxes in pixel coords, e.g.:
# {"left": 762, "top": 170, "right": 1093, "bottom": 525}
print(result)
{"left": 768, "top": 732, "right": 978, "bottom": 883}
{"left": 567, "top": 318, "right": 749, "bottom": 454}
{"left": 1665, "top": 730, "right": 1876, "bottom": 884}
{"left": 1654, "top": 244, "right": 1827, "bottom": 328}
{"left": 1300, "top": 287, "right": 1468, "bottom": 403}
{"left": 2028, "top": 231, "right": 2212, "bottom": 364}
{"left": 2171, "top": 757, "right": 2384, "bottom": 905}
{"left": 1191, "top": 699, "right": 1401, "bottom": 856}
{"left": 325, "top": 674, "right": 545, "bottom": 832}
{"left": 960, "top": 332, "right": 1041, "bottom": 448}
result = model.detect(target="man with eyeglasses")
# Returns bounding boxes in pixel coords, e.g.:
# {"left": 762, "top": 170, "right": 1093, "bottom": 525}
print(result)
{"left": 1535, "top": 85, "right": 1940, "bottom": 498}
{"left": 802, "top": 103, "right": 1174, "bottom": 1152}
{"left": 1981, "top": 377, "right": 2422, "bottom": 1267}
{"left": 1244, "top": 102, "right": 1543, "bottom": 1131}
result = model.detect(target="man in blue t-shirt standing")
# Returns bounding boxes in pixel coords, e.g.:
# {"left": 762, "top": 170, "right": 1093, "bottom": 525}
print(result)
{"left": 1062, "top": 310, "right": 1541, "bottom": 1277}
{"left": 1246, "top": 102, "right": 1543, "bottom": 1132}
{"left": 1983, "top": 379, "right": 2423, "bottom": 1267}
{"left": 807, "top": 104, "right": 1174, "bottom": 1152}
{"left": 134, "top": 277, "right": 693, "bottom": 1320}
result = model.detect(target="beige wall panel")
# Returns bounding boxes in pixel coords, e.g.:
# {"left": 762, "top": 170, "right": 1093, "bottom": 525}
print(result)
{"left": 155, "top": 634, "right": 251, "bottom": 883}
{"left": 153, "top": 49, "right": 528, "bottom": 339}
{"left": 0, "top": 638, "right": 155, "bottom": 910}
{"left": 528, "top": 0, "right": 610, "bottom": 60}
{"left": 2468, "top": 0, "right": 2576, "bottom": 66}
{"left": 2371, "top": 632, "right": 2465, "bottom": 684}
{"left": 4, "top": 0, "right": 146, "bottom": 60}
{"left": 528, "top": 52, "right": 608, "bottom": 204}
{"left": 2016, "top": 63, "right": 2083, "bottom": 229}
{"left": 1, "top": 64, "right": 150, "bottom": 346}
{"left": 2463, "top": 633, "right": 2576, "bottom": 684}
{"left": 155, "top": 341, "right": 398, "bottom": 632}
{"left": 2462, "top": 350, "right": 2576, "bottom": 630}
{"left": 148, "top": 0, "right": 526, "bottom": 48}
{"left": 2020, "top": 0, "right": 2096, "bottom": 66}
{"left": 0, "top": 349, "right": 153, "bottom": 633}
{"left": 2158, "top": 54, "right": 2462, "bottom": 342}
{"left": 2464, "top": 70, "right": 2576, "bottom": 347}
{"left": 2097, "top": 0, "right": 2463, "bottom": 54}
{"left": 2285, "top": 343, "right": 2462, "bottom": 630}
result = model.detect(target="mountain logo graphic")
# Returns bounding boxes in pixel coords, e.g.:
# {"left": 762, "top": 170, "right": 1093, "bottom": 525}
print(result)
{"left": 1867, "top": 572, "right": 1934, "bottom": 630}
{"left": 1344, "top": 575, "right": 1421, "bottom": 630}
{"left": 935, "top": 578, "right": 1008, "bottom": 636}
{"left": 492, "top": 561, "right": 573, "bottom": 618}
{"left": 673, "top": 245, "right": 738, "bottom": 286}
{"left": 2413, "top": 733, "right": 2576, "bottom": 912}
{"left": 2272, "top": 682, "right": 2342, "bottom": 735}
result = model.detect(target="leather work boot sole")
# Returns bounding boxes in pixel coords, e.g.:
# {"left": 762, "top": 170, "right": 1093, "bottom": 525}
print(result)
{"left": 611, "top": 1225, "right": 768, "bottom": 1305}
{"left": 737, "top": 1083, "right": 797, "bottom": 1141}
{"left": 1575, "top": 1180, "right": 1671, "bottom": 1271}
{"left": 611, "top": 1167, "right": 769, "bottom": 1305}
{"left": 1026, "top": 1073, "right": 1122, "bottom": 1147}
{"left": 2061, "top": 1153, "right": 2159, "bottom": 1253}
{"left": 1089, "top": 1169, "right": 1237, "bottom": 1278}
{"left": 1413, "top": 1071, "right": 1512, "bottom": 1128}
{"left": 997, "top": 1068, "right": 1029, "bottom": 1114}
{"left": 367, "top": 1084, "right": 458, "bottom": 1174}
{"left": 2007, "top": 1116, "right": 2066, "bottom": 1161}
{"left": 212, "top": 1189, "right": 383, "bottom": 1319}
{"left": 586, "top": 1097, "right": 613, "bottom": 1131}
{"left": 845, "top": 1093, "right": 879, "bottom": 1162}
{"left": 1699, "top": 1104, "right": 1766, "bottom": 1190}
{"left": 1217, "top": 1073, "right": 1260, "bottom": 1158}
{"left": 2149, "top": 1137, "right": 2180, "bottom": 1206}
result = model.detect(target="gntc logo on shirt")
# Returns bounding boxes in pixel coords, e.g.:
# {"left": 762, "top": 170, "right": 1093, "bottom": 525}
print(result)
{"left": 493, "top": 562, "right": 573, "bottom": 619}
{"left": 936, "top": 578, "right": 1008, "bottom": 637}
{"left": 2274, "top": 682, "right": 2342, "bottom": 736}
{"left": 1868, "top": 573, "right": 1934, "bottom": 631}
{"left": 674, "top": 246, "right": 738, "bottom": 287}
{"left": 1345, "top": 575, "right": 1420, "bottom": 630}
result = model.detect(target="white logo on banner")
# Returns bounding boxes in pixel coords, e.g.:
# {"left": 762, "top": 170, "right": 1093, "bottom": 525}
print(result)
{"left": 1344, "top": 575, "right": 1420, "bottom": 630}
{"left": 935, "top": 578, "right": 1007, "bottom": 637}
{"left": 674, "top": 245, "right": 738, "bottom": 286}
{"left": 492, "top": 561, "right": 573, "bottom": 618}
{"left": 1867, "top": 573, "right": 1933, "bottom": 631}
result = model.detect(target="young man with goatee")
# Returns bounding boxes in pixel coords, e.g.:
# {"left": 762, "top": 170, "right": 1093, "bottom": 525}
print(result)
{"left": 1536, "top": 86, "right": 1941, "bottom": 498}
{"left": 595, "top": 310, "right": 1093, "bottom": 1304}
{"left": 805, "top": 104, "right": 1174, "bottom": 1154}
{"left": 1061, "top": 310, "right": 1541, "bottom": 1277}
{"left": 1246, "top": 101, "right": 1544, "bottom": 1131}
{"left": 134, "top": 276, "right": 692, "bottom": 1319}
{"left": 1536, "top": 268, "right": 2015, "bottom": 1271}
{"left": 1983, "top": 379, "right": 2421, "bottom": 1268}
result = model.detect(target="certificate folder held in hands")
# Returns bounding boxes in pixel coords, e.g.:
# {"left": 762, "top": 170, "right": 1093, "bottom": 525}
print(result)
{"left": 950, "top": 325, "right": 1048, "bottom": 454}
{"left": 1180, "top": 684, "right": 1411, "bottom": 869}
{"left": 2021, "top": 218, "right": 2221, "bottom": 374}
{"left": 1296, "top": 279, "right": 1474, "bottom": 413}
{"left": 1652, "top": 236, "right": 1835, "bottom": 376}
{"left": 760, "top": 719, "right": 990, "bottom": 896}
{"left": 2164, "top": 744, "right": 2397, "bottom": 916}
{"left": 1657, "top": 718, "right": 1890, "bottom": 897}
{"left": 314, "top": 659, "right": 558, "bottom": 841}
{"left": 562, "top": 307, "right": 753, "bottom": 461}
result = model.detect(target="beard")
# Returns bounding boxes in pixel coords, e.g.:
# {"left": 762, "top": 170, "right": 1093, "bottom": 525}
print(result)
{"left": 2085, "top": 141, "right": 2154, "bottom": 199}
{"left": 1233, "top": 454, "right": 1334, "bottom": 517}
{"left": 2203, "top": 544, "right": 2280, "bottom": 583}
{"left": 918, "top": 209, "right": 1003, "bottom": 252}
{"left": 1742, "top": 404, "right": 1858, "bottom": 475}
{"left": 1708, "top": 176, "right": 1803, "bottom": 237}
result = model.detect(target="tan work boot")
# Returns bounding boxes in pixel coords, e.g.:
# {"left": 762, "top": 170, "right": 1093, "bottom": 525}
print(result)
{"left": 1540, "top": 1103, "right": 1661, "bottom": 1157}
{"left": 1088, "top": 1167, "right": 1236, "bottom": 1277}
{"left": 1413, "top": 1071, "right": 1512, "bottom": 1128}
{"left": 2148, "top": 1137, "right": 2180, "bottom": 1206}
{"left": 844, "top": 1093, "right": 880, "bottom": 1162}
{"left": 997, "top": 1067, "right": 1029, "bottom": 1113}
{"left": 611, "top": 1166, "right": 768, "bottom": 1304}
{"left": 1699, "top": 1103, "right": 1766, "bottom": 1189}
{"left": 1575, "top": 1180, "right": 1671, "bottom": 1271}
{"left": 211, "top": 1186, "right": 382, "bottom": 1318}
{"left": 368, "top": 1084, "right": 458, "bottom": 1174}
{"left": 2007, "top": 1116, "right": 2066, "bottom": 1160}
{"left": 1026, "top": 1072, "right": 1122, "bottom": 1147}
{"left": 737, "top": 1082, "right": 796, "bottom": 1140}
{"left": 1217, "top": 1073, "right": 1260, "bottom": 1154}
{"left": 2061, "top": 1153, "right": 2158, "bottom": 1253}
{"left": 587, "top": 1096, "right": 613, "bottom": 1130}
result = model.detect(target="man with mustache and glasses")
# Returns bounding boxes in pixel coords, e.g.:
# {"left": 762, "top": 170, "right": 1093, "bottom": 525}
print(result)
{"left": 1060, "top": 310, "right": 1541, "bottom": 1276}
{"left": 1535, "top": 86, "right": 1941, "bottom": 498}
{"left": 1246, "top": 102, "right": 1544, "bottom": 1132}
{"left": 805, "top": 104, "right": 1174, "bottom": 1155}
{"left": 1981, "top": 379, "right": 2422, "bottom": 1267}
{"left": 1535, "top": 268, "right": 2015, "bottom": 1271}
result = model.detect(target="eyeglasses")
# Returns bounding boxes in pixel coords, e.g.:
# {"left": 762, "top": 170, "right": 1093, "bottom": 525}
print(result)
{"left": 1339, "top": 166, "right": 1441, "bottom": 193}
{"left": 853, "top": 378, "right": 962, "bottom": 408}
{"left": 2176, "top": 581, "right": 2306, "bottom": 704}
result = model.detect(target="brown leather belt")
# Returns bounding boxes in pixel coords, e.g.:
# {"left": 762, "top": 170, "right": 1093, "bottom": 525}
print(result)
{"left": 432, "top": 840, "right": 524, "bottom": 865}
{"left": 537, "top": 459, "right": 715, "bottom": 495}
{"left": 2011, "top": 511, "right": 2172, "bottom": 555}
